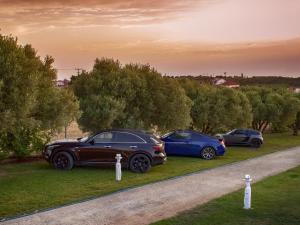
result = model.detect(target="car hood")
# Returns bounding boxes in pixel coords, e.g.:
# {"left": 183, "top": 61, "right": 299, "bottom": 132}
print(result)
{"left": 47, "top": 139, "right": 80, "bottom": 146}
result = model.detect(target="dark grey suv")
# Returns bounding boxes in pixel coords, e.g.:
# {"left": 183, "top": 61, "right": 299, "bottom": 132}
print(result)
{"left": 216, "top": 129, "right": 263, "bottom": 148}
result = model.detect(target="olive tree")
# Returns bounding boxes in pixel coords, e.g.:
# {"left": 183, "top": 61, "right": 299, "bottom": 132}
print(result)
{"left": 71, "top": 58, "right": 191, "bottom": 133}
{"left": 180, "top": 79, "right": 252, "bottom": 134}
{"left": 0, "top": 34, "right": 79, "bottom": 157}
{"left": 241, "top": 86, "right": 300, "bottom": 133}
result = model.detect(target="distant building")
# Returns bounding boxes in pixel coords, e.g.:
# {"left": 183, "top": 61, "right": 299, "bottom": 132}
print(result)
{"left": 289, "top": 87, "right": 300, "bottom": 93}
{"left": 56, "top": 79, "right": 70, "bottom": 87}
{"left": 213, "top": 78, "right": 226, "bottom": 85}
{"left": 212, "top": 78, "right": 240, "bottom": 88}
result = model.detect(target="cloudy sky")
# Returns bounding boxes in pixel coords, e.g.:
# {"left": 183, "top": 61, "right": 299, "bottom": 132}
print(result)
{"left": 1, "top": 0, "right": 300, "bottom": 79}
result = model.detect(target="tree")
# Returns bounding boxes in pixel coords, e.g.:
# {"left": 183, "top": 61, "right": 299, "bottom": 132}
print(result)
{"left": 179, "top": 79, "right": 252, "bottom": 134}
{"left": 241, "top": 86, "right": 300, "bottom": 133}
{"left": 0, "top": 34, "right": 79, "bottom": 157}
{"left": 71, "top": 58, "right": 191, "bottom": 133}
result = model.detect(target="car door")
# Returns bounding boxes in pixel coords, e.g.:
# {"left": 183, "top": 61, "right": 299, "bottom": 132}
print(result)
{"left": 230, "top": 130, "right": 249, "bottom": 144}
{"left": 112, "top": 131, "right": 147, "bottom": 162}
{"left": 163, "top": 131, "right": 193, "bottom": 156}
{"left": 77, "top": 132, "right": 117, "bottom": 163}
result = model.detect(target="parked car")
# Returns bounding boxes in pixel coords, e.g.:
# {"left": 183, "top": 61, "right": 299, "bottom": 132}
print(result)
{"left": 216, "top": 129, "right": 263, "bottom": 148}
{"left": 43, "top": 129, "right": 166, "bottom": 173}
{"left": 160, "top": 130, "right": 226, "bottom": 160}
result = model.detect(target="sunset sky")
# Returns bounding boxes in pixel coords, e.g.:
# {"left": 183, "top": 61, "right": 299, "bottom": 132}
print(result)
{"left": 1, "top": 0, "right": 300, "bottom": 79}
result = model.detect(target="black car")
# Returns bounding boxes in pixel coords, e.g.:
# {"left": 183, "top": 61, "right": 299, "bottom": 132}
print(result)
{"left": 216, "top": 129, "right": 263, "bottom": 148}
{"left": 43, "top": 129, "right": 166, "bottom": 173}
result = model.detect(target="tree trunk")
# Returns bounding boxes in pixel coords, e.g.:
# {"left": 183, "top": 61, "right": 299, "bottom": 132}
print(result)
{"left": 64, "top": 125, "right": 67, "bottom": 139}
{"left": 258, "top": 121, "right": 265, "bottom": 131}
{"left": 261, "top": 122, "right": 269, "bottom": 133}
{"left": 293, "top": 125, "right": 298, "bottom": 136}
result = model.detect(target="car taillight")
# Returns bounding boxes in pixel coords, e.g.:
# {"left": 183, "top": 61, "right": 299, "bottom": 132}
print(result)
{"left": 219, "top": 139, "right": 226, "bottom": 147}
{"left": 153, "top": 145, "right": 163, "bottom": 153}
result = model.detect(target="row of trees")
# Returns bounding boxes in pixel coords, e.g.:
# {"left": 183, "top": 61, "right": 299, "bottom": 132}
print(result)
{"left": 72, "top": 58, "right": 300, "bottom": 136}
{"left": 1, "top": 34, "right": 300, "bottom": 158}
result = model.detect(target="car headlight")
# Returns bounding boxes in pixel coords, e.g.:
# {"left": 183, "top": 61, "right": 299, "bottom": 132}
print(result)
{"left": 46, "top": 145, "right": 60, "bottom": 155}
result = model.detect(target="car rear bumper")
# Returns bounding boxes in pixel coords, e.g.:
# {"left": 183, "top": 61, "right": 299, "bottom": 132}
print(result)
{"left": 152, "top": 152, "right": 167, "bottom": 165}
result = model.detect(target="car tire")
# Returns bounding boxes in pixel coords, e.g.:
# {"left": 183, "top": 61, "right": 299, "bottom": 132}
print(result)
{"left": 200, "top": 146, "right": 216, "bottom": 160}
{"left": 129, "top": 154, "right": 152, "bottom": 173}
{"left": 53, "top": 151, "right": 74, "bottom": 170}
{"left": 251, "top": 139, "right": 261, "bottom": 148}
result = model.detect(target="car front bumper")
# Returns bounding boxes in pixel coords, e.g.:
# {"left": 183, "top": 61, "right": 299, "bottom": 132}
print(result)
{"left": 216, "top": 145, "right": 226, "bottom": 156}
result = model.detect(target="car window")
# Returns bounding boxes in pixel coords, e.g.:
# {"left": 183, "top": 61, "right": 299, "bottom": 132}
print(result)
{"left": 191, "top": 133, "right": 203, "bottom": 140}
{"left": 93, "top": 132, "right": 114, "bottom": 143}
{"left": 234, "top": 130, "right": 247, "bottom": 135}
{"left": 150, "top": 135, "right": 161, "bottom": 144}
{"left": 79, "top": 136, "right": 89, "bottom": 142}
{"left": 169, "top": 132, "right": 191, "bottom": 140}
{"left": 248, "top": 130, "right": 260, "bottom": 135}
{"left": 114, "top": 132, "right": 145, "bottom": 143}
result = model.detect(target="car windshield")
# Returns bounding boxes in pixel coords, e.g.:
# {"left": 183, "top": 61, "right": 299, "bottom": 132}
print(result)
{"left": 226, "top": 130, "right": 235, "bottom": 135}
{"left": 79, "top": 136, "right": 89, "bottom": 142}
{"left": 161, "top": 132, "right": 173, "bottom": 138}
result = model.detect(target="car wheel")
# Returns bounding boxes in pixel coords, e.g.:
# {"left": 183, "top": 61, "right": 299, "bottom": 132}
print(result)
{"left": 129, "top": 154, "right": 151, "bottom": 173}
{"left": 53, "top": 152, "right": 74, "bottom": 170}
{"left": 200, "top": 147, "right": 216, "bottom": 160}
{"left": 251, "top": 139, "right": 261, "bottom": 148}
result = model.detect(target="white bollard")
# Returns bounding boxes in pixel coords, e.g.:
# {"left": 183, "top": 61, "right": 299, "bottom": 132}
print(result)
{"left": 115, "top": 154, "right": 122, "bottom": 181}
{"left": 243, "top": 174, "right": 252, "bottom": 209}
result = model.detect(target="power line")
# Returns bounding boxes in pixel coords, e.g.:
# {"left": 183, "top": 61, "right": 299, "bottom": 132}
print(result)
{"left": 56, "top": 68, "right": 77, "bottom": 71}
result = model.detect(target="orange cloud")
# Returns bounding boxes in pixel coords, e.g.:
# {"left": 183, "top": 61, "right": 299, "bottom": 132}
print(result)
{"left": 0, "top": 0, "right": 203, "bottom": 34}
{"left": 1, "top": 0, "right": 300, "bottom": 78}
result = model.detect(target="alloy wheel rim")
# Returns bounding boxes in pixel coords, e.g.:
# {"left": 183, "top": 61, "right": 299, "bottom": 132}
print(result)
{"left": 253, "top": 140, "right": 260, "bottom": 147}
{"left": 55, "top": 154, "right": 69, "bottom": 169}
{"left": 132, "top": 156, "right": 149, "bottom": 172}
{"left": 202, "top": 147, "right": 214, "bottom": 159}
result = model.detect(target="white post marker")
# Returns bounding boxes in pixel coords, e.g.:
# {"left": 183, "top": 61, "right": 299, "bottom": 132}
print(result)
{"left": 115, "top": 154, "right": 122, "bottom": 181}
{"left": 243, "top": 174, "right": 252, "bottom": 209}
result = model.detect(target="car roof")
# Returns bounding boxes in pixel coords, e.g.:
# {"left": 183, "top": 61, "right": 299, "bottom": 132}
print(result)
{"left": 92, "top": 129, "right": 155, "bottom": 140}
{"left": 236, "top": 128, "right": 260, "bottom": 132}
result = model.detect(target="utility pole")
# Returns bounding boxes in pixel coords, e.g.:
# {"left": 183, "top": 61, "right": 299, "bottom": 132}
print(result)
{"left": 75, "top": 68, "right": 84, "bottom": 76}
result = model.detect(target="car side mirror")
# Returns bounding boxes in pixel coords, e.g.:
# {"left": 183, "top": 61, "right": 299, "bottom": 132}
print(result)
{"left": 89, "top": 139, "right": 95, "bottom": 145}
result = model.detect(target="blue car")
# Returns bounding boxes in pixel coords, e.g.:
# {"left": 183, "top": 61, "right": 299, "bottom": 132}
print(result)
{"left": 161, "top": 130, "right": 226, "bottom": 160}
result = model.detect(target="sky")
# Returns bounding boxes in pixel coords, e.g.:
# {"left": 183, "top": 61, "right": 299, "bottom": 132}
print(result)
{"left": 1, "top": 0, "right": 300, "bottom": 79}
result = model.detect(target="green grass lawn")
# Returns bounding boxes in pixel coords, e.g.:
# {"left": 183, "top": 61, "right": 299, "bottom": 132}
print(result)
{"left": 0, "top": 133, "right": 300, "bottom": 218}
{"left": 151, "top": 166, "right": 300, "bottom": 225}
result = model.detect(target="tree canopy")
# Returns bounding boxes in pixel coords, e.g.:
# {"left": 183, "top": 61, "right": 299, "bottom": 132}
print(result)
{"left": 241, "top": 86, "right": 300, "bottom": 133}
{"left": 179, "top": 78, "right": 252, "bottom": 134}
{"left": 0, "top": 34, "right": 79, "bottom": 157}
{"left": 71, "top": 58, "right": 192, "bottom": 133}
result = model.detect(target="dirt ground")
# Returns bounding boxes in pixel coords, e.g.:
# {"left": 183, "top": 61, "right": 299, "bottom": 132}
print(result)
{"left": 51, "top": 122, "right": 87, "bottom": 140}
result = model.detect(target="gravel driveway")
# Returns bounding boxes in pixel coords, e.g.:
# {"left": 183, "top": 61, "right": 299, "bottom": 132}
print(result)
{"left": 2, "top": 147, "right": 300, "bottom": 225}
